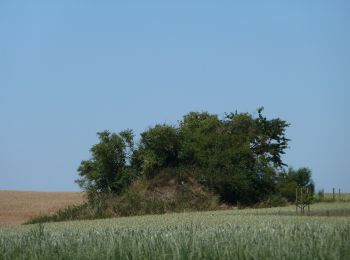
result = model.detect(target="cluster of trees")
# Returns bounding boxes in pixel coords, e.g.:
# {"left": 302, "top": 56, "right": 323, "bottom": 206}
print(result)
{"left": 76, "top": 108, "right": 314, "bottom": 205}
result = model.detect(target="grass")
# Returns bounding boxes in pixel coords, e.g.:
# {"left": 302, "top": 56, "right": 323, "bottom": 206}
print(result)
{"left": 320, "top": 193, "right": 350, "bottom": 202}
{"left": 0, "top": 202, "right": 349, "bottom": 259}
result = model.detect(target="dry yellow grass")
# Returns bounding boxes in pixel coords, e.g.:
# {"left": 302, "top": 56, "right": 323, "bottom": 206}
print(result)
{"left": 0, "top": 190, "right": 85, "bottom": 225}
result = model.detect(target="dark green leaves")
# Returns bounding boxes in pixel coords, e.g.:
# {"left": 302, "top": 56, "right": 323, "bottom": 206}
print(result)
{"left": 76, "top": 130, "right": 135, "bottom": 195}
{"left": 76, "top": 108, "right": 311, "bottom": 205}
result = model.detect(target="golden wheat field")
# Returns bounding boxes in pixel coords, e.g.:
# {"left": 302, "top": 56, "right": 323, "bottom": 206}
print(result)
{"left": 0, "top": 190, "right": 85, "bottom": 225}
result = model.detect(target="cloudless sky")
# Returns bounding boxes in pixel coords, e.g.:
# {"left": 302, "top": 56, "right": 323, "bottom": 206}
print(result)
{"left": 1, "top": 1, "right": 349, "bottom": 192}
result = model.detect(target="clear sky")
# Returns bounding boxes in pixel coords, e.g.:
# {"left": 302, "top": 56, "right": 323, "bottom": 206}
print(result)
{"left": 1, "top": 1, "right": 349, "bottom": 192}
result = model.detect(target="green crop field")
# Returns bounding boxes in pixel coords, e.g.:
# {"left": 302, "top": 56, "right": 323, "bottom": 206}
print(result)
{"left": 1, "top": 202, "right": 349, "bottom": 260}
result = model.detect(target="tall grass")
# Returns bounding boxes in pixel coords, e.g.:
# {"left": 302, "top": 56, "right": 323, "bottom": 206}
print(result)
{"left": 1, "top": 203, "right": 350, "bottom": 259}
{"left": 315, "top": 191, "right": 350, "bottom": 202}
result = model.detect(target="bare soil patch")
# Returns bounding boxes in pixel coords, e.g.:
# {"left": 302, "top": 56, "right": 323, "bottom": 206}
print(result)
{"left": 0, "top": 190, "right": 85, "bottom": 225}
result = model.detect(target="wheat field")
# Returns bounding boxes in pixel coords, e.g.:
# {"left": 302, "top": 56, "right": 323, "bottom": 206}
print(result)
{"left": 1, "top": 191, "right": 349, "bottom": 259}
{"left": 0, "top": 191, "right": 85, "bottom": 225}
{"left": 0, "top": 203, "right": 349, "bottom": 259}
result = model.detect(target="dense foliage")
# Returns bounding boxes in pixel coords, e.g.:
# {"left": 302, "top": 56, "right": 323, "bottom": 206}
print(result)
{"left": 76, "top": 108, "right": 314, "bottom": 205}
{"left": 276, "top": 167, "right": 315, "bottom": 202}
{"left": 76, "top": 130, "right": 135, "bottom": 196}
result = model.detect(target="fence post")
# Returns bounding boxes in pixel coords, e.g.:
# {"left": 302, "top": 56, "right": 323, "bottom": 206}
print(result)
{"left": 296, "top": 187, "right": 298, "bottom": 213}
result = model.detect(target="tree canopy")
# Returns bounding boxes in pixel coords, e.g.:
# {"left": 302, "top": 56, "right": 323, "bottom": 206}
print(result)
{"left": 76, "top": 108, "right": 313, "bottom": 205}
{"left": 76, "top": 130, "right": 135, "bottom": 195}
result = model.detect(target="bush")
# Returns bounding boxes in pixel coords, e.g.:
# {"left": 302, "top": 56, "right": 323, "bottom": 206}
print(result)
{"left": 133, "top": 125, "right": 180, "bottom": 177}
{"left": 31, "top": 108, "right": 312, "bottom": 225}
{"left": 76, "top": 130, "right": 135, "bottom": 196}
{"left": 256, "top": 195, "right": 289, "bottom": 208}
{"left": 276, "top": 167, "right": 314, "bottom": 202}
{"left": 26, "top": 173, "right": 219, "bottom": 224}
{"left": 26, "top": 204, "right": 90, "bottom": 224}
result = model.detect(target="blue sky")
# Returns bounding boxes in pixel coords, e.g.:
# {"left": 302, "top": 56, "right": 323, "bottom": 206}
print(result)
{"left": 1, "top": 1, "right": 349, "bottom": 192}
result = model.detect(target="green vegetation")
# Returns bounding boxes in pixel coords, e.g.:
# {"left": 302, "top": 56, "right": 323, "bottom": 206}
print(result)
{"left": 315, "top": 192, "right": 350, "bottom": 203}
{"left": 277, "top": 168, "right": 314, "bottom": 202}
{"left": 27, "top": 175, "right": 219, "bottom": 224}
{"left": 2, "top": 203, "right": 350, "bottom": 259}
{"left": 78, "top": 108, "right": 295, "bottom": 205}
{"left": 76, "top": 129, "right": 136, "bottom": 195}
{"left": 29, "top": 108, "right": 317, "bottom": 223}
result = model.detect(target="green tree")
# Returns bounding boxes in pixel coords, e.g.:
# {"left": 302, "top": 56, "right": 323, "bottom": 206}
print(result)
{"left": 76, "top": 130, "right": 135, "bottom": 196}
{"left": 178, "top": 112, "right": 221, "bottom": 166}
{"left": 177, "top": 108, "right": 290, "bottom": 204}
{"left": 76, "top": 108, "right": 308, "bottom": 206}
{"left": 133, "top": 124, "right": 180, "bottom": 177}
{"left": 276, "top": 167, "right": 314, "bottom": 202}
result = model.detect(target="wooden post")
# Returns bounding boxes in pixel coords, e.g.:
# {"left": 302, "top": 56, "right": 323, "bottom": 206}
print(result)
{"left": 296, "top": 187, "right": 311, "bottom": 216}
{"left": 333, "top": 188, "right": 335, "bottom": 201}
{"left": 296, "top": 187, "right": 298, "bottom": 213}
{"left": 301, "top": 188, "right": 304, "bottom": 214}
{"left": 321, "top": 189, "right": 324, "bottom": 201}
{"left": 306, "top": 188, "right": 309, "bottom": 215}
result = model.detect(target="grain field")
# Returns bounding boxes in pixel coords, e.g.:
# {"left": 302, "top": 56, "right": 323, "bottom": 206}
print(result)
{"left": 0, "top": 190, "right": 85, "bottom": 225}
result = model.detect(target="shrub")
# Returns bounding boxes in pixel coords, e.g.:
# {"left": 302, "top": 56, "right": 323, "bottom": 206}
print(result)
{"left": 276, "top": 167, "right": 314, "bottom": 202}
{"left": 76, "top": 130, "right": 135, "bottom": 197}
